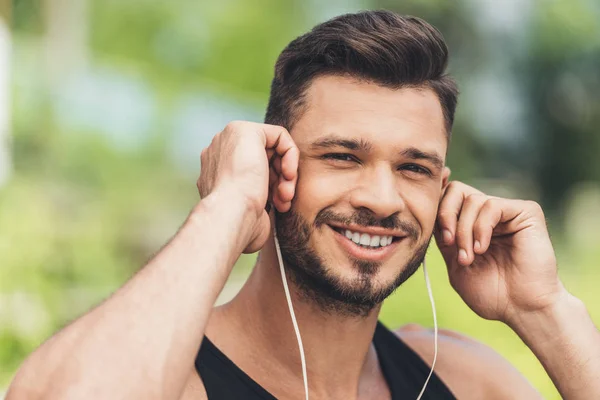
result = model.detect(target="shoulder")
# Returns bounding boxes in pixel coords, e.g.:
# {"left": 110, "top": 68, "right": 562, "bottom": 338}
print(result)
{"left": 393, "top": 324, "right": 542, "bottom": 400}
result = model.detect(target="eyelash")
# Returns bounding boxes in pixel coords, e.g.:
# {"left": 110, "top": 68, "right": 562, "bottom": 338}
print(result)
{"left": 322, "top": 153, "right": 432, "bottom": 176}
{"left": 322, "top": 153, "right": 360, "bottom": 163}
{"left": 400, "top": 164, "right": 432, "bottom": 176}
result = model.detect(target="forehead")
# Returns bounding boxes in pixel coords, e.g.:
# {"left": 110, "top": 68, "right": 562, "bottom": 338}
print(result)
{"left": 291, "top": 75, "right": 447, "bottom": 155}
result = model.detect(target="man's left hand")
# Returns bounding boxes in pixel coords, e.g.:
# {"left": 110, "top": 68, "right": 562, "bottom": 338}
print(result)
{"left": 434, "top": 181, "right": 565, "bottom": 325}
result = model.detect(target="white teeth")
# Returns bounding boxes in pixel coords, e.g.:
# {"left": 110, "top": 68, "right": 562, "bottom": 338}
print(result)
{"left": 341, "top": 229, "right": 394, "bottom": 248}
{"left": 359, "top": 233, "right": 370, "bottom": 245}
{"left": 369, "top": 235, "right": 380, "bottom": 247}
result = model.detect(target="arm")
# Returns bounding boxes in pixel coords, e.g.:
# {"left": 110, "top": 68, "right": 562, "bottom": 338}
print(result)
{"left": 6, "top": 121, "right": 299, "bottom": 400}
{"left": 7, "top": 191, "right": 252, "bottom": 400}
{"left": 508, "top": 290, "right": 600, "bottom": 399}
{"left": 434, "top": 181, "right": 600, "bottom": 399}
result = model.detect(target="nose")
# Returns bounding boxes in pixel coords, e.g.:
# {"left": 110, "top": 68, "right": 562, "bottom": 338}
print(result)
{"left": 349, "top": 164, "right": 406, "bottom": 220}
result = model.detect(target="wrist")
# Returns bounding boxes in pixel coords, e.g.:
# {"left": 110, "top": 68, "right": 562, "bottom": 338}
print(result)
{"left": 505, "top": 288, "right": 600, "bottom": 399}
{"left": 189, "top": 186, "right": 258, "bottom": 253}
{"left": 508, "top": 287, "right": 586, "bottom": 344}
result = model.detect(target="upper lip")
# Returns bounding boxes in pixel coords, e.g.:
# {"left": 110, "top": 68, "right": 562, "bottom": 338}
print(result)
{"left": 327, "top": 222, "right": 407, "bottom": 238}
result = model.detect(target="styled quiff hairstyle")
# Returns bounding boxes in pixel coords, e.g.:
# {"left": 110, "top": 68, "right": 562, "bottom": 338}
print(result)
{"left": 264, "top": 10, "right": 459, "bottom": 136}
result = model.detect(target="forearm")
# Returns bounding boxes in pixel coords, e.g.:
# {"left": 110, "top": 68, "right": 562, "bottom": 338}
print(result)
{"left": 510, "top": 289, "right": 600, "bottom": 399}
{"left": 8, "top": 190, "right": 252, "bottom": 400}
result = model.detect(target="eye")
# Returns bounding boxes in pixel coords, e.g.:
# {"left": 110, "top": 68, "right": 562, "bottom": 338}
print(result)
{"left": 322, "top": 153, "right": 359, "bottom": 163}
{"left": 400, "top": 164, "right": 432, "bottom": 176}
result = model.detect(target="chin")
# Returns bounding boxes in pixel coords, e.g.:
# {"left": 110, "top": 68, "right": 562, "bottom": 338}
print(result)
{"left": 274, "top": 207, "right": 429, "bottom": 317}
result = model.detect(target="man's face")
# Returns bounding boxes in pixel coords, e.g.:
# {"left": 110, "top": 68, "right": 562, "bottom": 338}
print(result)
{"left": 275, "top": 75, "right": 450, "bottom": 317}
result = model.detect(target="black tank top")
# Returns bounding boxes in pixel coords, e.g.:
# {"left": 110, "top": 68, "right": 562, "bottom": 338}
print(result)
{"left": 195, "top": 321, "right": 456, "bottom": 399}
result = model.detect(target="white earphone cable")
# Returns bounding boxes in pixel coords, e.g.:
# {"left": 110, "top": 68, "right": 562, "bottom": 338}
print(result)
{"left": 416, "top": 256, "right": 438, "bottom": 400}
{"left": 274, "top": 230, "right": 310, "bottom": 400}
{"left": 274, "top": 229, "right": 438, "bottom": 400}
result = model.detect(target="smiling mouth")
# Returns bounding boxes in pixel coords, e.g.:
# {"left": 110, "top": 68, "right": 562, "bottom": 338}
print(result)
{"left": 329, "top": 225, "right": 401, "bottom": 249}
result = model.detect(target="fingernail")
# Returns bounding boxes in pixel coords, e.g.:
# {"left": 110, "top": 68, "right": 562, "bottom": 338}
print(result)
{"left": 474, "top": 240, "right": 481, "bottom": 252}
{"left": 443, "top": 229, "right": 452, "bottom": 244}
{"left": 458, "top": 249, "right": 468, "bottom": 263}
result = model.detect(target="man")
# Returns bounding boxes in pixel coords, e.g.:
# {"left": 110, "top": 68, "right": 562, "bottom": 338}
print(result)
{"left": 7, "top": 10, "right": 600, "bottom": 400}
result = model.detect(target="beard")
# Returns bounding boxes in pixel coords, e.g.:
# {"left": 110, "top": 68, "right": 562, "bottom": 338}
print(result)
{"left": 274, "top": 206, "right": 430, "bottom": 318}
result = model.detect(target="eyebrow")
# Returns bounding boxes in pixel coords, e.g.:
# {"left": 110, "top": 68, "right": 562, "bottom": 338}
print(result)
{"left": 401, "top": 147, "right": 445, "bottom": 170}
{"left": 310, "top": 136, "right": 373, "bottom": 152}
{"left": 310, "top": 135, "right": 445, "bottom": 170}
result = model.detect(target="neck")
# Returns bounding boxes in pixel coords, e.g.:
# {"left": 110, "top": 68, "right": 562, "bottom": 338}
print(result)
{"left": 213, "top": 234, "right": 385, "bottom": 399}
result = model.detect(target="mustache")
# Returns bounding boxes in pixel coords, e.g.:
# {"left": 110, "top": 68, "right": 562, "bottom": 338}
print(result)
{"left": 314, "top": 208, "right": 420, "bottom": 240}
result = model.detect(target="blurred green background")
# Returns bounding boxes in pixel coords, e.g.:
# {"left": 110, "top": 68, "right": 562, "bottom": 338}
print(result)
{"left": 1, "top": 0, "right": 600, "bottom": 398}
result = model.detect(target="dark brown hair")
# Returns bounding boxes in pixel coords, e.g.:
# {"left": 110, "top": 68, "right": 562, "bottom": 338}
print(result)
{"left": 264, "top": 10, "right": 459, "bottom": 136}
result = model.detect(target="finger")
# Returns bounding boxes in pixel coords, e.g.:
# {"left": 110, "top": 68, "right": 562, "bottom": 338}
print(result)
{"left": 493, "top": 198, "right": 536, "bottom": 225}
{"left": 278, "top": 179, "right": 296, "bottom": 203}
{"left": 271, "top": 155, "right": 296, "bottom": 203}
{"left": 433, "top": 226, "right": 464, "bottom": 281}
{"left": 280, "top": 146, "right": 299, "bottom": 181}
{"left": 260, "top": 124, "right": 299, "bottom": 181}
{"left": 433, "top": 223, "right": 455, "bottom": 256}
{"left": 272, "top": 194, "right": 286, "bottom": 212}
{"left": 275, "top": 174, "right": 297, "bottom": 210}
{"left": 473, "top": 198, "right": 503, "bottom": 254}
{"left": 484, "top": 198, "right": 540, "bottom": 236}
{"left": 437, "top": 182, "right": 482, "bottom": 246}
{"left": 272, "top": 176, "right": 291, "bottom": 212}
{"left": 455, "top": 193, "right": 487, "bottom": 265}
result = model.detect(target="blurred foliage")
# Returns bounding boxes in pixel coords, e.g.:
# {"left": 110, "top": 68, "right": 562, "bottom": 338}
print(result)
{"left": 2, "top": 0, "right": 600, "bottom": 399}
{"left": 527, "top": 0, "right": 600, "bottom": 216}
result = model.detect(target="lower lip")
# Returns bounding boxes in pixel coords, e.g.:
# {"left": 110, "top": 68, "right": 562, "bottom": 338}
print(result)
{"left": 329, "top": 226, "right": 403, "bottom": 262}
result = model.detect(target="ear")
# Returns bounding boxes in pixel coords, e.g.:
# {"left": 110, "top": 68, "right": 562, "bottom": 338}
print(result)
{"left": 440, "top": 166, "right": 451, "bottom": 199}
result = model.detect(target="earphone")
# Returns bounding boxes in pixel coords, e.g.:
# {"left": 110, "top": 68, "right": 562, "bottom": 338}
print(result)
{"left": 273, "top": 228, "right": 438, "bottom": 400}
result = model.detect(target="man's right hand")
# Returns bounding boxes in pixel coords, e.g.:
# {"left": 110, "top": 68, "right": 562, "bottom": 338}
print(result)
{"left": 197, "top": 121, "right": 299, "bottom": 253}
{"left": 6, "top": 121, "right": 299, "bottom": 400}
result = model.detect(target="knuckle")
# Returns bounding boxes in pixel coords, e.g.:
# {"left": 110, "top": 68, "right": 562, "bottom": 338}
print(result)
{"left": 225, "top": 120, "right": 244, "bottom": 132}
{"left": 266, "top": 122, "right": 287, "bottom": 132}
{"left": 209, "top": 133, "right": 220, "bottom": 146}
{"left": 465, "top": 193, "right": 485, "bottom": 205}
{"left": 280, "top": 126, "right": 291, "bottom": 137}
{"left": 526, "top": 200, "right": 544, "bottom": 215}
{"left": 437, "top": 210, "right": 457, "bottom": 221}
{"left": 482, "top": 197, "right": 496, "bottom": 210}
{"left": 447, "top": 181, "right": 460, "bottom": 191}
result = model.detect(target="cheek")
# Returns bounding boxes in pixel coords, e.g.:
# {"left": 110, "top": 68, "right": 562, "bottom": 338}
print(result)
{"left": 404, "top": 186, "right": 442, "bottom": 235}
{"left": 293, "top": 164, "right": 349, "bottom": 214}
